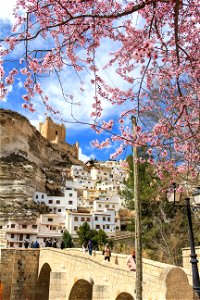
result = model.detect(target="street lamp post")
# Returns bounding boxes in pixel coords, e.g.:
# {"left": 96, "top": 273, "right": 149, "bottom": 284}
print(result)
{"left": 185, "top": 188, "right": 200, "bottom": 298}
{"left": 171, "top": 184, "right": 200, "bottom": 298}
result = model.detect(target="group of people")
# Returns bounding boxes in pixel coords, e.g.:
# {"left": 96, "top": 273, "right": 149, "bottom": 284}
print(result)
{"left": 23, "top": 238, "right": 58, "bottom": 249}
{"left": 24, "top": 239, "right": 39, "bottom": 248}
{"left": 82, "top": 240, "right": 93, "bottom": 255}
{"left": 82, "top": 241, "right": 112, "bottom": 261}
{"left": 82, "top": 241, "right": 136, "bottom": 271}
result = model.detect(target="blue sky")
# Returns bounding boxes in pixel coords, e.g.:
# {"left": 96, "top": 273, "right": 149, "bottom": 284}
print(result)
{"left": 0, "top": 1, "right": 140, "bottom": 162}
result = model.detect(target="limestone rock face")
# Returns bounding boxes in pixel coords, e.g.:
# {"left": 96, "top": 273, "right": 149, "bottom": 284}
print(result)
{"left": 0, "top": 109, "right": 83, "bottom": 220}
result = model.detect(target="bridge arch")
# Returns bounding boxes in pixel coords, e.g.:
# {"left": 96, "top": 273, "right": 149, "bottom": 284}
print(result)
{"left": 69, "top": 278, "right": 93, "bottom": 300}
{"left": 116, "top": 292, "right": 134, "bottom": 300}
{"left": 36, "top": 262, "right": 51, "bottom": 300}
{"left": 114, "top": 281, "right": 135, "bottom": 300}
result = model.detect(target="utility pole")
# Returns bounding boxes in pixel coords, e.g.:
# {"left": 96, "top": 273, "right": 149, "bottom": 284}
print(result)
{"left": 131, "top": 116, "right": 142, "bottom": 300}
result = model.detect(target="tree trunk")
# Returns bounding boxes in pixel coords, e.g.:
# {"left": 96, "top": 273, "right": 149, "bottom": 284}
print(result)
{"left": 132, "top": 116, "right": 143, "bottom": 300}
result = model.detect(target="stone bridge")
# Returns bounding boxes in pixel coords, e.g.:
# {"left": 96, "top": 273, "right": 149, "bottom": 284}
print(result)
{"left": 1, "top": 248, "right": 196, "bottom": 300}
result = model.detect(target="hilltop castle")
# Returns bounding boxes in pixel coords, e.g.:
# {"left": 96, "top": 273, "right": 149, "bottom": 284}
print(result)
{"left": 39, "top": 117, "right": 79, "bottom": 159}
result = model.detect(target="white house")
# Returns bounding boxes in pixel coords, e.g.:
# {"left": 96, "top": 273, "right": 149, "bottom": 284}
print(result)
{"left": 66, "top": 178, "right": 95, "bottom": 190}
{"left": 34, "top": 188, "right": 78, "bottom": 215}
{"left": 2, "top": 219, "right": 39, "bottom": 248}
{"left": 37, "top": 214, "right": 65, "bottom": 243}
{"left": 71, "top": 165, "right": 89, "bottom": 179}
{"left": 92, "top": 209, "right": 116, "bottom": 236}
{"left": 65, "top": 210, "right": 92, "bottom": 237}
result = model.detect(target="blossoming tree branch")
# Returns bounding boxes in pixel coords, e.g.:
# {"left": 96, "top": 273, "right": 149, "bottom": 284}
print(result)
{"left": 1, "top": 0, "right": 199, "bottom": 184}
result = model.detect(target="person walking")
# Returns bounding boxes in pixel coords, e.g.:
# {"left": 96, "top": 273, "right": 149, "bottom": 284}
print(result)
{"left": 126, "top": 248, "right": 136, "bottom": 271}
{"left": 88, "top": 240, "right": 93, "bottom": 256}
{"left": 82, "top": 241, "right": 88, "bottom": 253}
{"left": 24, "top": 240, "right": 29, "bottom": 248}
{"left": 103, "top": 243, "right": 111, "bottom": 262}
{"left": 60, "top": 240, "right": 65, "bottom": 250}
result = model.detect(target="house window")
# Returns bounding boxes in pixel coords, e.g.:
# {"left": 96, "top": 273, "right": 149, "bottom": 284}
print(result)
{"left": 68, "top": 201, "right": 73, "bottom": 205}
{"left": 41, "top": 194, "right": 44, "bottom": 199}
{"left": 74, "top": 226, "right": 78, "bottom": 231}
{"left": 103, "top": 217, "right": 106, "bottom": 221}
{"left": 69, "top": 193, "right": 73, "bottom": 197}
{"left": 49, "top": 200, "right": 53, "bottom": 204}
{"left": 19, "top": 244, "right": 22, "bottom": 248}
{"left": 22, "top": 225, "right": 27, "bottom": 229}
{"left": 50, "top": 226, "right": 56, "bottom": 230}
{"left": 98, "top": 204, "right": 101, "bottom": 208}
{"left": 48, "top": 218, "right": 53, "bottom": 222}
{"left": 107, "top": 225, "right": 110, "bottom": 229}
{"left": 74, "top": 217, "right": 78, "bottom": 221}
{"left": 58, "top": 209, "right": 61, "bottom": 212}
{"left": 11, "top": 234, "right": 15, "bottom": 238}
{"left": 103, "top": 225, "right": 105, "bottom": 229}
{"left": 0, "top": 226, "right": 2, "bottom": 229}
{"left": 35, "top": 195, "right": 38, "bottom": 199}
{"left": 87, "top": 218, "right": 90, "bottom": 222}
{"left": 112, "top": 205, "right": 115, "bottom": 208}
{"left": 81, "top": 217, "right": 85, "bottom": 221}
{"left": 10, "top": 242, "right": 14, "bottom": 247}
{"left": 95, "top": 216, "right": 98, "bottom": 221}
{"left": 26, "top": 234, "right": 30, "bottom": 239}
{"left": 108, "top": 217, "right": 111, "bottom": 222}
{"left": 56, "top": 200, "right": 60, "bottom": 204}
{"left": 96, "top": 225, "right": 100, "bottom": 229}
{"left": 106, "top": 205, "right": 109, "bottom": 208}
{"left": 11, "top": 224, "right": 15, "bottom": 228}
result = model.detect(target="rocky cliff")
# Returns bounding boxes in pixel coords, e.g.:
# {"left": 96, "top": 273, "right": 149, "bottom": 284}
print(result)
{"left": 0, "top": 109, "right": 84, "bottom": 220}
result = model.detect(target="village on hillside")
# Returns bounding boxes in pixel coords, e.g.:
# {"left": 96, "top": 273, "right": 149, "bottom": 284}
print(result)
{"left": 0, "top": 114, "right": 130, "bottom": 249}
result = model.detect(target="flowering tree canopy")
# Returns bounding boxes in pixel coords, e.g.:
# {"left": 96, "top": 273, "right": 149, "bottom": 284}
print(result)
{"left": 1, "top": 0, "right": 200, "bottom": 184}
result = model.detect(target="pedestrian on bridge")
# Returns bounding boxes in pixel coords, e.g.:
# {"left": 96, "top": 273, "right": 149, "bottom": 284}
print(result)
{"left": 103, "top": 243, "right": 111, "bottom": 262}
{"left": 82, "top": 241, "right": 88, "bottom": 254}
{"left": 88, "top": 240, "right": 93, "bottom": 256}
{"left": 126, "top": 248, "right": 136, "bottom": 271}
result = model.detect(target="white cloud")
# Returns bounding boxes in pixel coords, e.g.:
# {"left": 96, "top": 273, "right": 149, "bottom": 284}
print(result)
{"left": 0, "top": 0, "right": 16, "bottom": 24}
{"left": 79, "top": 147, "right": 95, "bottom": 163}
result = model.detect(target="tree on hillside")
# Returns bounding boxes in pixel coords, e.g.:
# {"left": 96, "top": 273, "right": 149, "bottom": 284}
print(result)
{"left": 91, "top": 228, "right": 108, "bottom": 250}
{"left": 77, "top": 222, "right": 92, "bottom": 245}
{"left": 1, "top": 0, "right": 199, "bottom": 187}
{"left": 77, "top": 222, "right": 109, "bottom": 249}
{"left": 62, "top": 230, "right": 74, "bottom": 248}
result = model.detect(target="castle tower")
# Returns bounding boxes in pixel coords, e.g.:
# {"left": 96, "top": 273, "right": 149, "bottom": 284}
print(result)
{"left": 39, "top": 117, "right": 66, "bottom": 142}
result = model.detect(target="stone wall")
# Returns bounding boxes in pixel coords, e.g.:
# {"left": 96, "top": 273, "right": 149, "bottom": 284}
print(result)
{"left": 182, "top": 246, "right": 200, "bottom": 270}
{"left": 1, "top": 249, "right": 40, "bottom": 300}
